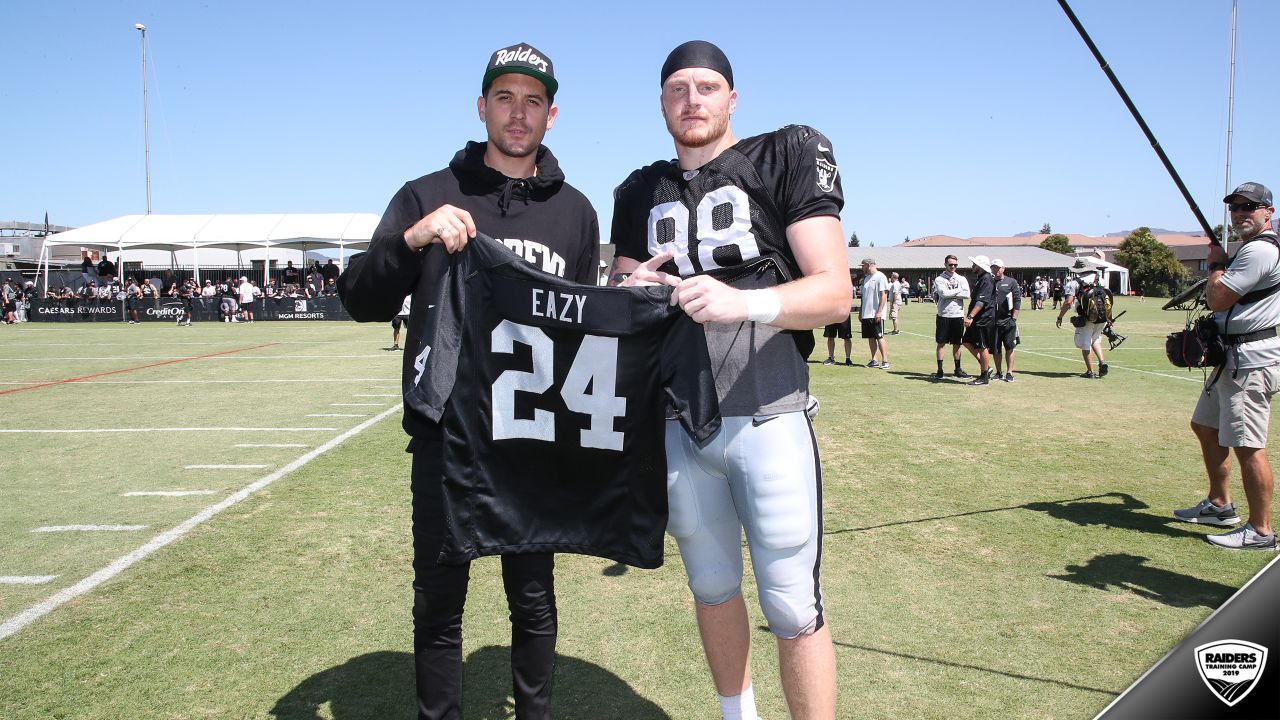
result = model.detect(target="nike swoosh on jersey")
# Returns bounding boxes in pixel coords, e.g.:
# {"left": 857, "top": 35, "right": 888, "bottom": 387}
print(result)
{"left": 751, "top": 415, "right": 779, "bottom": 427}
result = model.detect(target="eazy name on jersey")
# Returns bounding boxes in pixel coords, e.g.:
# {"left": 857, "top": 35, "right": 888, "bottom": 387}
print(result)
{"left": 531, "top": 288, "right": 586, "bottom": 324}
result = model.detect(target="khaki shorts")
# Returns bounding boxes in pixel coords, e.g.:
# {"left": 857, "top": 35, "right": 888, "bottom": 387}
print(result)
{"left": 1074, "top": 322, "right": 1104, "bottom": 350}
{"left": 888, "top": 303, "right": 900, "bottom": 320}
{"left": 1191, "top": 363, "right": 1280, "bottom": 448}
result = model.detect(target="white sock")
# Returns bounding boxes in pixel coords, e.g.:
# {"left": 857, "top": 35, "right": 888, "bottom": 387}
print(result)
{"left": 719, "top": 684, "right": 758, "bottom": 720}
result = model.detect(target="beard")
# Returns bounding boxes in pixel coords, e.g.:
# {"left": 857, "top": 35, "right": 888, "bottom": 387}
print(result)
{"left": 487, "top": 124, "right": 539, "bottom": 159}
{"left": 665, "top": 111, "right": 729, "bottom": 149}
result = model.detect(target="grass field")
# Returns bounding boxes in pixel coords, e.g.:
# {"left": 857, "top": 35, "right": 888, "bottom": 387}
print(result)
{"left": 0, "top": 298, "right": 1275, "bottom": 719}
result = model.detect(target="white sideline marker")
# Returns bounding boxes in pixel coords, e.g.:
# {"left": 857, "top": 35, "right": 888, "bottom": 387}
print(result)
{"left": 306, "top": 413, "right": 367, "bottom": 418}
{"left": 234, "top": 443, "right": 307, "bottom": 448}
{"left": 0, "top": 403, "right": 403, "bottom": 642}
{"left": 184, "top": 464, "right": 268, "bottom": 470}
{"left": 122, "top": 490, "right": 217, "bottom": 497}
{"left": 31, "top": 525, "right": 148, "bottom": 533}
{"left": 0, "top": 577, "right": 58, "bottom": 585}
{"left": 331, "top": 403, "right": 383, "bottom": 407}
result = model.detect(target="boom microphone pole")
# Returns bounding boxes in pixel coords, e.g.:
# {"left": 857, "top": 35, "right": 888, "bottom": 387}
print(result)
{"left": 1056, "top": 0, "right": 1221, "bottom": 246}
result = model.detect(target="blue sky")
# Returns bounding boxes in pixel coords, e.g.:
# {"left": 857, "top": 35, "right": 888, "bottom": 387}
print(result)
{"left": 4, "top": 1, "right": 1276, "bottom": 245}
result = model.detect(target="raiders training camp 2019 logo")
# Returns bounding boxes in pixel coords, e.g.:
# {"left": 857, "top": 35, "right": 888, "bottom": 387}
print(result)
{"left": 1194, "top": 639, "right": 1268, "bottom": 707}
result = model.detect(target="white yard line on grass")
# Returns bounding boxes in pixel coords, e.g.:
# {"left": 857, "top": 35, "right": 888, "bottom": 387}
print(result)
{"left": 0, "top": 427, "right": 336, "bottom": 434}
{"left": 31, "top": 525, "right": 149, "bottom": 533}
{"left": 307, "top": 413, "right": 367, "bottom": 418}
{"left": 0, "top": 577, "right": 58, "bottom": 585}
{"left": 353, "top": 393, "right": 400, "bottom": 397}
{"left": 185, "top": 465, "right": 268, "bottom": 470}
{"left": 1015, "top": 349, "right": 1203, "bottom": 383}
{"left": 122, "top": 490, "right": 217, "bottom": 497}
{"left": 898, "top": 331, "right": 1203, "bottom": 384}
{"left": 0, "top": 403, "right": 402, "bottom": 642}
{"left": 234, "top": 443, "right": 307, "bottom": 448}
{"left": 331, "top": 403, "right": 384, "bottom": 406}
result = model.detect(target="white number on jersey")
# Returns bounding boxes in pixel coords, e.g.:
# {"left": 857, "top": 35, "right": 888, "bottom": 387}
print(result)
{"left": 647, "top": 185, "right": 759, "bottom": 274}
{"left": 490, "top": 320, "right": 627, "bottom": 451}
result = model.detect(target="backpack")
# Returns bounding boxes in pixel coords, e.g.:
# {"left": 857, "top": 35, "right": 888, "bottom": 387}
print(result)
{"left": 1081, "top": 286, "right": 1112, "bottom": 324}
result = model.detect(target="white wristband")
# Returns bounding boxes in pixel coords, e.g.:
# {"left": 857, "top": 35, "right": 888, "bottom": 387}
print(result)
{"left": 743, "top": 289, "right": 782, "bottom": 324}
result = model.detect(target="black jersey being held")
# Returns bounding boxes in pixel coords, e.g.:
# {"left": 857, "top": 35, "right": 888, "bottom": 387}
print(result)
{"left": 412, "top": 234, "right": 720, "bottom": 569}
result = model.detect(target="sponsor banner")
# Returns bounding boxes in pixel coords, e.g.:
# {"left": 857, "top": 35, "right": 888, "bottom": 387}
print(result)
{"left": 27, "top": 297, "right": 353, "bottom": 322}
{"left": 1097, "top": 556, "right": 1279, "bottom": 719}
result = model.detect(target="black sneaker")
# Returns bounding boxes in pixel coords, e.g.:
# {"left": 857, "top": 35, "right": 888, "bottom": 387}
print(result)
{"left": 1082, "top": 370, "right": 1096, "bottom": 379}
{"left": 866, "top": 360, "right": 880, "bottom": 368}
{"left": 954, "top": 369, "right": 972, "bottom": 379}
{"left": 822, "top": 357, "right": 835, "bottom": 365}
{"left": 843, "top": 359, "right": 854, "bottom": 367}
{"left": 932, "top": 370, "right": 945, "bottom": 380}
{"left": 1004, "top": 373, "right": 1014, "bottom": 383}
{"left": 1099, "top": 362, "right": 1109, "bottom": 377}
{"left": 967, "top": 373, "right": 990, "bottom": 386}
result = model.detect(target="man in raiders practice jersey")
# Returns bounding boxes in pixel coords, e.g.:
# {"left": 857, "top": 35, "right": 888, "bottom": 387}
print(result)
{"left": 339, "top": 43, "right": 598, "bottom": 720}
{"left": 609, "top": 40, "right": 849, "bottom": 720}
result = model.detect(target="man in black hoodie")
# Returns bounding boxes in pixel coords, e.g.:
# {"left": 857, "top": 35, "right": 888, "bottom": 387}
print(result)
{"left": 339, "top": 43, "right": 599, "bottom": 720}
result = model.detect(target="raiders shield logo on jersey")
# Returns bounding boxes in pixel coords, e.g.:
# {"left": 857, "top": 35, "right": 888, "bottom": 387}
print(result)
{"left": 815, "top": 156, "right": 838, "bottom": 193}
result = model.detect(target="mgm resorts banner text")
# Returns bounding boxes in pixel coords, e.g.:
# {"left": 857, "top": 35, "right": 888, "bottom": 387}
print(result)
{"left": 27, "top": 297, "right": 354, "bottom": 322}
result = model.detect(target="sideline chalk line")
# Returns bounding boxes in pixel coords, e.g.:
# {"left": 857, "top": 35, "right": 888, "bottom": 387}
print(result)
{"left": 0, "top": 403, "right": 402, "bottom": 642}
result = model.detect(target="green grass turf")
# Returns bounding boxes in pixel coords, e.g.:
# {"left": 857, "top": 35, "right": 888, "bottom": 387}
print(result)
{"left": 0, "top": 300, "right": 1274, "bottom": 719}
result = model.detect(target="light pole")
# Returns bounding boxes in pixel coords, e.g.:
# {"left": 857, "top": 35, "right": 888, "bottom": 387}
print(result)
{"left": 135, "top": 23, "right": 152, "bottom": 215}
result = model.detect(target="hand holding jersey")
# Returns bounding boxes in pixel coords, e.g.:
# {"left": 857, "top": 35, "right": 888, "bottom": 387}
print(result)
{"left": 403, "top": 204, "right": 478, "bottom": 253}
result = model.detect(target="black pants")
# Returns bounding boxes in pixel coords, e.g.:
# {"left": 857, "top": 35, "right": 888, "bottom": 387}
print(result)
{"left": 411, "top": 439, "right": 557, "bottom": 720}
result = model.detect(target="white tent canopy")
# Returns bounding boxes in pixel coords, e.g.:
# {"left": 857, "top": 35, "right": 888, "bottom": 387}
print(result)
{"left": 38, "top": 212, "right": 380, "bottom": 288}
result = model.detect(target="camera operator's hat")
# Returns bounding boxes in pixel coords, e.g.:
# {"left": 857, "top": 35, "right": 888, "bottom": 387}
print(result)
{"left": 483, "top": 43, "right": 557, "bottom": 98}
{"left": 1224, "top": 182, "right": 1272, "bottom": 207}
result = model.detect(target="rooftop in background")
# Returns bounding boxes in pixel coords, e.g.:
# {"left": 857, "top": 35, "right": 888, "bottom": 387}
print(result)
{"left": 1, "top": 220, "right": 76, "bottom": 236}
{"left": 845, "top": 245, "right": 1086, "bottom": 272}
{"left": 901, "top": 232, "right": 1211, "bottom": 249}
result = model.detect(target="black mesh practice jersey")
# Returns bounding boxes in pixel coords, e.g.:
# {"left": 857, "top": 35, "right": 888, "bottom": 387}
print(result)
{"left": 409, "top": 234, "right": 721, "bottom": 569}
{"left": 610, "top": 125, "right": 844, "bottom": 416}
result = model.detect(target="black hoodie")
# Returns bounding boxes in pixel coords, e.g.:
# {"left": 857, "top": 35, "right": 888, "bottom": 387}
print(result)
{"left": 339, "top": 141, "right": 600, "bottom": 438}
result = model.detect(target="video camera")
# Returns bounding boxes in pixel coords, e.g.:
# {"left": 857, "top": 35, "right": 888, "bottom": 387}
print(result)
{"left": 1102, "top": 310, "right": 1127, "bottom": 350}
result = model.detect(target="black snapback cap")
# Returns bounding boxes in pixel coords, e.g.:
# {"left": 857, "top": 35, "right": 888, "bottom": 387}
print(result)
{"left": 482, "top": 42, "right": 557, "bottom": 98}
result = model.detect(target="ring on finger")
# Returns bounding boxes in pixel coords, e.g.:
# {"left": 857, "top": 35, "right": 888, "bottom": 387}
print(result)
{"left": 436, "top": 225, "right": 447, "bottom": 237}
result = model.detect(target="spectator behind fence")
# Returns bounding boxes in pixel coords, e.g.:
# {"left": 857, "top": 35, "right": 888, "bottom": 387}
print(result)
{"left": 320, "top": 259, "right": 340, "bottom": 284}
{"left": 201, "top": 279, "right": 217, "bottom": 298}
{"left": 282, "top": 260, "right": 301, "bottom": 287}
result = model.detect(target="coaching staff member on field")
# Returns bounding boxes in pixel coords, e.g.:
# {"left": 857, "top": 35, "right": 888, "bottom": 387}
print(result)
{"left": 961, "top": 254, "right": 995, "bottom": 386}
{"left": 1175, "top": 182, "right": 1279, "bottom": 551}
{"left": 339, "top": 43, "right": 599, "bottom": 719}
{"left": 609, "top": 40, "right": 847, "bottom": 720}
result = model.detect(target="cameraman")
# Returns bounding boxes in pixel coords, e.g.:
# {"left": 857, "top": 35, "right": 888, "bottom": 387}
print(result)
{"left": 1055, "top": 264, "right": 1108, "bottom": 379}
{"left": 1176, "top": 182, "right": 1279, "bottom": 551}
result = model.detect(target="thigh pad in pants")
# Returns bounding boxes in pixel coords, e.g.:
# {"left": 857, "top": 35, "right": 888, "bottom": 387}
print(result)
{"left": 665, "top": 414, "right": 824, "bottom": 638}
